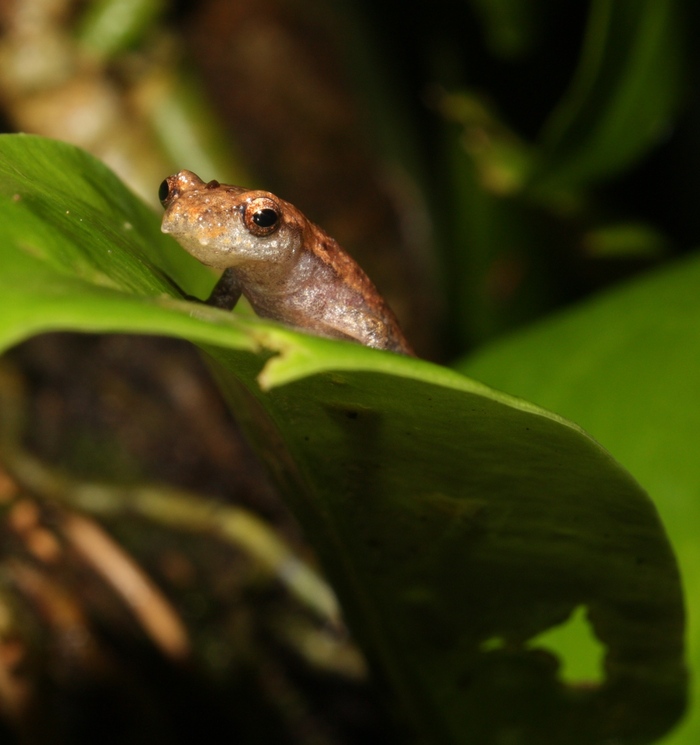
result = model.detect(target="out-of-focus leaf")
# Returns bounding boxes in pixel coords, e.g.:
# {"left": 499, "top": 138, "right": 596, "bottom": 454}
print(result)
{"left": 0, "top": 135, "right": 687, "bottom": 744}
{"left": 583, "top": 223, "right": 669, "bottom": 258}
{"left": 435, "top": 103, "right": 562, "bottom": 347}
{"left": 467, "top": 0, "right": 543, "bottom": 58}
{"left": 140, "top": 70, "right": 251, "bottom": 191}
{"left": 529, "top": 0, "right": 683, "bottom": 195}
{"left": 77, "top": 0, "right": 166, "bottom": 58}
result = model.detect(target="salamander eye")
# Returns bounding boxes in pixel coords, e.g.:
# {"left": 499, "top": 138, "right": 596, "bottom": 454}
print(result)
{"left": 244, "top": 197, "right": 281, "bottom": 236}
{"left": 158, "top": 179, "right": 170, "bottom": 205}
{"left": 253, "top": 209, "right": 278, "bottom": 228}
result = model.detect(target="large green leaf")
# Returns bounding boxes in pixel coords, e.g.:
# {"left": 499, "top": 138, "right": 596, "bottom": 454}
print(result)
{"left": 0, "top": 134, "right": 686, "bottom": 744}
{"left": 460, "top": 254, "right": 700, "bottom": 744}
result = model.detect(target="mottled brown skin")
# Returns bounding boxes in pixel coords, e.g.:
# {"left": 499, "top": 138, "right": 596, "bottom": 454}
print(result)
{"left": 159, "top": 170, "right": 414, "bottom": 355}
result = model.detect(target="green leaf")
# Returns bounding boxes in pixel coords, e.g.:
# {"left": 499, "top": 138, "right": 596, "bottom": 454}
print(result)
{"left": 529, "top": 0, "right": 683, "bottom": 194}
{"left": 434, "top": 112, "right": 560, "bottom": 347}
{"left": 0, "top": 134, "right": 686, "bottom": 744}
{"left": 460, "top": 254, "right": 700, "bottom": 744}
{"left": 76, "top": 0, "right": 166, "bottom": 59}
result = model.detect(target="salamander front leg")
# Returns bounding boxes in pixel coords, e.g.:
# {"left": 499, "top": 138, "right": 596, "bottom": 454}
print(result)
{"left": 207, "top": 268, "right": 242, "bottom": 310}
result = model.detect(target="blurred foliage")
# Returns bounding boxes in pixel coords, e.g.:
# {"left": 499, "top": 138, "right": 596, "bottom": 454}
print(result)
{"left": 422, "top": 0, "right": 686, "bottom": 348}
